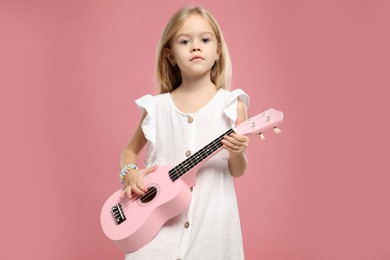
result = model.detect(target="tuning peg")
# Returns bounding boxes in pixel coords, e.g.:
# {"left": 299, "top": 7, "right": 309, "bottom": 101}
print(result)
{"left": 273, "top": 127, "right": 282, "bottom": 135}
{"left": 259, "top": 133, "right": 265, "bottom": 141}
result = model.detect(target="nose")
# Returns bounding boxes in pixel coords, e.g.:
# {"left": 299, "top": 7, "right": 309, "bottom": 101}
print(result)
{"left": 191, "top": 41, "right": 201, "bottom": 52}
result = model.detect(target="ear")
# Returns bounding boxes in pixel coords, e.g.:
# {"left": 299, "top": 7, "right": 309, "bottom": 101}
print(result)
{"left": 216, "top": 43, "right": 222, "bottom": 60}
{"left": 164, "top": 48, "right": 176, "bottom": 65}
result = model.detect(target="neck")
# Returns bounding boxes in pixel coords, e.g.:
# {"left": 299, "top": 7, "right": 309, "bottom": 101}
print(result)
{"left": 178, "top": 72, "right": 216, "bottom": 93}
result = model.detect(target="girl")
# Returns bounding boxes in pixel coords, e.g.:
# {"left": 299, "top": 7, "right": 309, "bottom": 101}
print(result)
{"left": 120, "top": 6, "right": 249, "bottom": 260}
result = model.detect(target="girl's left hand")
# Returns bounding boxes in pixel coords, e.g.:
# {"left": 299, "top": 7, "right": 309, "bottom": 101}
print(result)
{"left": 221, "top": 133, "right": 249, "bottom": 155}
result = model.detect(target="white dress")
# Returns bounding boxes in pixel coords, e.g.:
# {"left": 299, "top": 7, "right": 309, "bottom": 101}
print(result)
{"left": 125, "top": 88, "right": 249, "bottom": 260}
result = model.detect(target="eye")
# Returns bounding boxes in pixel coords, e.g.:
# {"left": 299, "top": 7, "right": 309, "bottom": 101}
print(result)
{"left": 201, "top": 38, "right": 210, "bottom": 43}
{"left": 180, "top": 39, "right": 190, "bottom": 45}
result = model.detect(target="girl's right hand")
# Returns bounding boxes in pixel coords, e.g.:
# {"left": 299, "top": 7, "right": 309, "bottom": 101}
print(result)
{"left": 120, "top": 165, "right": 158, "bottom": 199}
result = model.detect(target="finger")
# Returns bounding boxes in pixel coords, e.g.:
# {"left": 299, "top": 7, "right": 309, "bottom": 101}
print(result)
{"left": 222, "top": 141, "right": 238, "bottom": 152}
{"left": 224, "top": 135, "right": 242, "bottom": 146}
{"left": 222, "top": 144, "right": 232, "bottom": 152}
{"left": 222, "top": 138, "right": 239, "bottom": 150}
{"left": 136, "top": 180, "right": 148, "bottom": 193}
{"left": 227, "top": 134, "right": 249, "bottom": 148}
{"left": 120, "top": 186, "right": 132, "bottom": 199}
{"left": 120, "top": 189, "right": 126, "bottom": 199}
{"left": 227, "top": 133, "right": 248, "bottom": 144}
{"left": 150, "top": 164, "right": 158, "bottom": 172}
{"left": 222, "top": 140, "right": 248, "bottom": 154}
{"left": 131, "top": 184, "right": 146, "bottom": 196}
{"left": 231, "top": 133, "right": 247, "bottom": 140}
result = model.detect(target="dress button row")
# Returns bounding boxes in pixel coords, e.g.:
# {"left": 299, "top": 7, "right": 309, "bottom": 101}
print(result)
{"left": 187, "top": 116, "right": 193, "bottom": 123}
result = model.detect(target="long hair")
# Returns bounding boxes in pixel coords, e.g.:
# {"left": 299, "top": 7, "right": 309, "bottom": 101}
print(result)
{"left": 155, "top": 6, "right": 232, "bottom": 94}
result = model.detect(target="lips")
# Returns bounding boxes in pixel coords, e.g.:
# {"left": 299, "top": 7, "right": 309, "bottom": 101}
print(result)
{"left": 190, "top": 56, "right": 204, "bottom": 61}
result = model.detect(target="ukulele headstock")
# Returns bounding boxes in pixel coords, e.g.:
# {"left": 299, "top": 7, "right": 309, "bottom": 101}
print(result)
{"left": 235, "top": 108, "right": 284, "bottom": 140}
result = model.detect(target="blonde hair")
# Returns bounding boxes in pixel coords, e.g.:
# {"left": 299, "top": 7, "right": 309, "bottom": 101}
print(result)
{"left": 155, "top": 6, "right": 232, "bottom": 94}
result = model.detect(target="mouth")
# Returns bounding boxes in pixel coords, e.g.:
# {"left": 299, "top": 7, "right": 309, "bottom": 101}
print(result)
{"left": 190, "top": 56, "right": 204, "bottom": 61}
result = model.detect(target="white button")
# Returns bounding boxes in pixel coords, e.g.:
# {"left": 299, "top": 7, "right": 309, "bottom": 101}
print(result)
{"left": 184, "top": 221, "right": 190, "bottom": 229}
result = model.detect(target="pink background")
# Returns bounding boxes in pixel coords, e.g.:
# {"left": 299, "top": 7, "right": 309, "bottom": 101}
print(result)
{"left": 1, "top": 0, "right": 389, "bottom": 259}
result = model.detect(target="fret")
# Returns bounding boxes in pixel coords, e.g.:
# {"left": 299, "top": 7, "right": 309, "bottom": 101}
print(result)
{"left": 169, "top": 128, "right": 234, "bottom": 181}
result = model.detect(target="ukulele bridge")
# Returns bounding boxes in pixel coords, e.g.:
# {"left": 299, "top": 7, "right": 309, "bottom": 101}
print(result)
{"left": 111, "top": 203, "right": 126, "bottom": 225}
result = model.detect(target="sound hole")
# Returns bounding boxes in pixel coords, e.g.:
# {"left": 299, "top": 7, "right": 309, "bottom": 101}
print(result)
{"left": 139, "top": 186, "right": 158, "bottom": 204}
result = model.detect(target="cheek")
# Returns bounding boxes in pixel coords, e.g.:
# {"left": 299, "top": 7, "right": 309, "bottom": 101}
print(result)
{"left": 172, "top": 49, "right": 187, "bottom": 61}
{"left": 209, "top": 45, "right": 219, "bottom": 57}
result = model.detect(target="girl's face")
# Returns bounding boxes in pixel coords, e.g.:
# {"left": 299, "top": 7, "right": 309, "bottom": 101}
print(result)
{"left": 166, "top": 14, "right": 220, "bottom": 79}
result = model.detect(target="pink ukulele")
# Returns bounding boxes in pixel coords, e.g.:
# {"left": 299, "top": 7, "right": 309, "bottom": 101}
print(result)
{"left": 100, "top": 108, "right": 284, "bottom": 252}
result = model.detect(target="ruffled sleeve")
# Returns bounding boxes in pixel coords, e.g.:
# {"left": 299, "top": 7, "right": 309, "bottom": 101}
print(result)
{"left": 223, "top": 89, "right": 250, "bottom": 127}
{"left": 135, "top": 95, "right": 156, "bottom": 166}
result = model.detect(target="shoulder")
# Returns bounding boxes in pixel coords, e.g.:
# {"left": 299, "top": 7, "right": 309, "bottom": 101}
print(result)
{"left": 135, "top": 93, "right": 170, "bottom": 119}
{"left": 135, "top": 93, "right": 169, "bottom": 106}
{"left": 220, "top": 88, "right": 250, "bottom": 125}
{"left": 220, "top": 88, "right": 250, "bottom": 106}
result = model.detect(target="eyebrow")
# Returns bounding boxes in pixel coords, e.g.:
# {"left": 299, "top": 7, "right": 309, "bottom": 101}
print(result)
{"left": 175, "top": 31, "right": 215, "bottom": 39}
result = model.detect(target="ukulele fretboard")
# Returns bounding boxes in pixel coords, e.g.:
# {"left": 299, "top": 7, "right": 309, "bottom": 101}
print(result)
{"left": 168, "top": 128, "right": 234, "bottom": 181}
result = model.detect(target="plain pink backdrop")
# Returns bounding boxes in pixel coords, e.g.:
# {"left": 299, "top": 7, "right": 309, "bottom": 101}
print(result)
{"left": 1, "top": 0, "right": 389, "bottom": 259}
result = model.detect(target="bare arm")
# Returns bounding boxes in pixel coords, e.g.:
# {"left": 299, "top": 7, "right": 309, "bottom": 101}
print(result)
{"left": 120, "top": 112, "right": 157, "bottom": 199}
{"left": 221, "top": 99, "right": 249, "bottom": 178}
{"left": 120, "top": 112, "right": 148, "bottom": 169}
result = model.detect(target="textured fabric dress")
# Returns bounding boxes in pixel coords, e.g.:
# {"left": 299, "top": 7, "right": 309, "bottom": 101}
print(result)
{"left": 125, "top": 88, "right": 249, "bottom": 260}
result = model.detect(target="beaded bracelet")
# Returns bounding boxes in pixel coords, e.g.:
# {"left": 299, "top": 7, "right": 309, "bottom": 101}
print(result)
{"left": 119, "top": 164, "right": 138, "bottom": 183}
